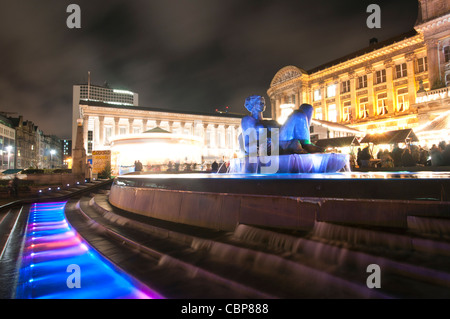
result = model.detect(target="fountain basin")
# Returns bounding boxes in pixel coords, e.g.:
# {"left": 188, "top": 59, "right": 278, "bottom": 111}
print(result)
{"left": 110, "top": 172, "right": 450, "bottom": 232}
{"left": 229, "top": 153, "right": 350, "bottom": 174}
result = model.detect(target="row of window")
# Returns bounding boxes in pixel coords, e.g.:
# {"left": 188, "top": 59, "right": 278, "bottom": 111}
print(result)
{"left": 313, "top": 57, "right": 428, "bottom": 101}
{"left": 0, "top": 126, "right": 15, "bottom": 138}
{"left": 315, "top": 87, "right": 410, "bottom": 122}
{"left": 80, "top": 92, "right": 134, "bottom": 103}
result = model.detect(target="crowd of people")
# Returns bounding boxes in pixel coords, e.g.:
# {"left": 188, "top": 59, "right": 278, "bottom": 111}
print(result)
{"left": 354, "top": 141, "right": 450, "bottom": 169}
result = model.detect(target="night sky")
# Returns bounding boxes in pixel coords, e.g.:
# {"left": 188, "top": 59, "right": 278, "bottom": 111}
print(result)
{"left": 0, "top": 0, "right": 418, "bottom": 139}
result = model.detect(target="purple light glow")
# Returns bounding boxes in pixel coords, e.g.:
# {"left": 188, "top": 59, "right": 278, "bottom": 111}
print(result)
{"left": 16, "top": 201, "right": 163, "bottom": 299}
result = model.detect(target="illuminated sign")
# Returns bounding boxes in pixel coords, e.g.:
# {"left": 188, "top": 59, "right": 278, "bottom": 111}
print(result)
{"left": 113, "top": 89, "right": 135, "bottom": 96}
{"left": 416, "top": 90, "right": 449, "bottom": 103}
{"left": 92, "top": 150, "right": 111, "bottom": 175}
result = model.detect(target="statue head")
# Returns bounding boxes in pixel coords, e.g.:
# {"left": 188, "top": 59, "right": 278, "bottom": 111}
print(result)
{"left": 245, "top": 95, "right": 266, "bottom": 113}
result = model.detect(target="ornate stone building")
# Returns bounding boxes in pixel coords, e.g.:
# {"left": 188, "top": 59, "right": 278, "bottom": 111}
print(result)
{"left": 0, "top": 115, "right": 15, "bottom": 170}
{"left": 75, "top": 99, "right": 242, "bottom": 164}
{"left": 268, "top": 0, "right": 450, "bottom": 145}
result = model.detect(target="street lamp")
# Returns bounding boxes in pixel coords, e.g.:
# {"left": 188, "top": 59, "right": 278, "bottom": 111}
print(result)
{"left": 50, "top": 149, "right": 56, "bottom": 168}
{"left": 6, "top": 145, "right": 12, "bottom": 169}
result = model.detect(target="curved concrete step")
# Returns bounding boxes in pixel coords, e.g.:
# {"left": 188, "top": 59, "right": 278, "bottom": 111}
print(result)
{"left": 72, "top": 191, "right": 450, "bottom": 298}
{"left": 76, "top": 194, "right": 390, "bottom": 298}
{"left": 408, "top": 215, "right": 450, "bottom": 238}
{"left": 231, "top": 224, "right": 450, "bottom": 298}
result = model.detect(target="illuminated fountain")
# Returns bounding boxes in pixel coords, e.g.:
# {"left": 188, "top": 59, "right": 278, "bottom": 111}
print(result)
{"left": 110, "top": 127, "right": 203, "bottom": 175}
{"left": 229, "top": 96, "right": 350, "bottom": 174}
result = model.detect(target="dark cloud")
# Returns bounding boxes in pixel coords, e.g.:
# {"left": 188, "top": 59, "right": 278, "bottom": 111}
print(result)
{"left": 0, "top": 0, "right": 418, "bottom": 138}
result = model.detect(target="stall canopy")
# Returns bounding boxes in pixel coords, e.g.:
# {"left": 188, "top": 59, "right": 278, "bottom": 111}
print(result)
{"left": 311, "top": 119, "right": 363, "bottom": 135}
{"left": 315, "top": 136, "right": 360, "bottom": 149}
{"left": 2, "top": 169, "right": 23, "bottom": 175}
{"left": 360, "top": 128, "right": 419, "bottom": 145}
{"left": 414, "top": 110, "right": 450, "bottom": 133}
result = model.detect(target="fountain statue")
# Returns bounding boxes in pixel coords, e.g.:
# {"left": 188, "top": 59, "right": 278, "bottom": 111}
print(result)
{"left": 231, "top": 95, "right": 350, "bottom": 174}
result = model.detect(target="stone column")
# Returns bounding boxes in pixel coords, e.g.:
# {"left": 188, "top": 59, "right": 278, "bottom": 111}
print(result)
{"left": 203, "top": 123, "right": 209, "bottom": 148}
{"left": 98, "top": 116, "right": 104, "bottom": 146}
{"left": 83, "top": 115, "right": 89, "bottom": 151}
{"left": 270, "top": 98, "right": 276, "bottom": 120}
{"left": 180, "top": 122, "right": 186, "bottom": 135}
{"left": 384, "top": 60, "right": 395, "bottom": 114}
{"left": 275, "top": 96, "right": 281, "bottom": 122}
{"left": 224, "top": 125, "right": 230, "bottom": 151}
{"left": 366, "top": 67, "right": 374, "bottom": 118}
{"left": 350, "top": 76, "right": 357, "bottom": 122}
{"left": 128, "top": 118, "right": 134, "bottom": 134}
{"left": 425, "top": 38, "right": 440, "bottom": 88}
{"left": 214, "top": 124, "right": 219, "bottom": 149}
{"left": 114, "top": 117, "right": 120, "bottom": 137}
{"left": 406, "top": 53, "right": 417, "bottom": 109}
{"left": 142, "top": 119, "right": 148, "bottom": 132}
{"left": 297, "top": 87, "right": 303, "bottom": 106}
{"left": 230, "top": 125, "right": 236, "bottom": 153}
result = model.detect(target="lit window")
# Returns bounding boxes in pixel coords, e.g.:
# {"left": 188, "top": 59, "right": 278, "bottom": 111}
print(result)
{"left": 445, "top": 46, "right": 450, "bottom": 63}
{"left": 358, "top": 75, "right": 367, "bottom": 89}
{"left": 314, "top": 89, "right": 322, "bottom": 101}
{"left": 341, "top": 80, "right": 350, "bottom": 94}
{"left": 327, "top": 84, "right": 336, "bottom": 98}
{"left": 396, "top": 88, "right": 409, "bottom": 112}
{"left": 395, "top": 63, "right": 407, "bottom": 79}
{"left": 327, "top": 104, "right": 337, "bottom": 122}
{"left": 315, "top": 107, "right": 323, "bottom": 120}
{"left": 375, "top": 70, "right": 386, "bottom": 84}
{"left": 342, "top": 101, "right": 352, "bottom": 122}
{"left": 416, "top": 57, "right": 428, "bottom": 73}
{"left": 105, "top": 127, "right": 112, "bottom": 142}
{"left": 377, "top": 93, "right": 388, "bottom": 115}
{"left": 359, "top": 97, "right": 369, "bottom": 119}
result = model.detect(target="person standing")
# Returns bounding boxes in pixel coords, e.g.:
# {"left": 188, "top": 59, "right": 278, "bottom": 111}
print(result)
{"left": 211, "top": 161, "right": 219, "bottom": 173}
{"left": 85, "top": 162, "right": 93, "bottom": 182}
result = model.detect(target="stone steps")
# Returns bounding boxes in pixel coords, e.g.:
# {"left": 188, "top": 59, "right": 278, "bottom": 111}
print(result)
{"left": 76, "top": 195, "right": 379, "bottom": 298}
{"left": 231, "top": 224, "right": 450, "bottom": 298}
{"left": 68, "top": 192, "right": 450, "bottom": 298}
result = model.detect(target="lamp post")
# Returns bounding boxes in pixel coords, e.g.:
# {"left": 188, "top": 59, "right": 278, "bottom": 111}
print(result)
{"left": 50, "top": 149, "right": 56, "bottom": 168}
{"left": 6, "top": 145, "right": 12, "bottom": 169}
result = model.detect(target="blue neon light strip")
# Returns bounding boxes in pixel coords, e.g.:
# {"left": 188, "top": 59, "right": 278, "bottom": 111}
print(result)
{"left": 16, "top": 202, "right": 162, "bottom": 299}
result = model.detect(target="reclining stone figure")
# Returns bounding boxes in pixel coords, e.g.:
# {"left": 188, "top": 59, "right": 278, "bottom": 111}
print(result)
{"left": 240, "top": 95, "right": 324, "bottom": 156}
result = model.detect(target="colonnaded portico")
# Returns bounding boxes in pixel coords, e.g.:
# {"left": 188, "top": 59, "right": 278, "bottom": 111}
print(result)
{"left": 78, "top": 100, "right": 243, "bottom": 163}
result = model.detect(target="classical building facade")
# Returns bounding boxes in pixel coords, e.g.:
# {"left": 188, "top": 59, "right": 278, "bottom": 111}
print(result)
{"left": 75, "top": 99, "right": 242, "bottom": 164}
{"left": 72, "top": 83, "right": 139, "bottom": 151}
{"left": 268, "top": 0, "right": 450, "bottom": 146}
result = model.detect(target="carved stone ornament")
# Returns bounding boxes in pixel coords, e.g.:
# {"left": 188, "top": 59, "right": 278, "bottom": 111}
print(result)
{"left": 271, "top": 66, "right": 304, "bottom": 87}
